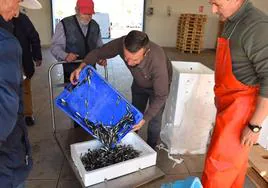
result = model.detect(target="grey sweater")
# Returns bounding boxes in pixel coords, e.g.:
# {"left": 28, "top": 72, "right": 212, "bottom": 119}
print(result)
{"left": 222, "top": 0, "right": 268, "bottom": 97}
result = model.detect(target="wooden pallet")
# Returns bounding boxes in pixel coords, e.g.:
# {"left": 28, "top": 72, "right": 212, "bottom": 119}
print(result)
{"left": 177, "top": 40, "right": 202, "bottom": 44}
{"left": 177, "top": 40, "right": 204, "bottom": 50}
{"left": 176, "top": 13, "right": 207, "bottom": 54}
{"left": 179, "top": 15, "right": 207, "bottom": 23}
{"left": 177, "top": 38, "right": 204, "bottom": 45}
{"left": 177, "top": 47, "right": 201, "bottom": 54}
{"left": 178, "top": 27, "right": 204, "bottom": 32}
{"left": 177, "top": 32, "right": 204, "bottom": 37}
{"left": 178, "top": 25, "right": 204, "bottom": 29}
{"left": 180, "top": 13, "right": 207, "bottom": 19}
{"left": 176, "top": 44, "right": 203, "bottom": 50}
{"left": 248, "top": 145, "right": 268, "bottom": 183}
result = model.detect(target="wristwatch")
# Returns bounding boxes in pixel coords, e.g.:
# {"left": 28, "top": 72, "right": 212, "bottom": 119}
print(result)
{"left": 248, "top": 123, "right": 262, "bottom": 133}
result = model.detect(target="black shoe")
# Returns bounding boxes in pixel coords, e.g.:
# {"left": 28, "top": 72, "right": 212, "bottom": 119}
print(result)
{"left": 25, "top": 116, "right": 35, "bottom": 126}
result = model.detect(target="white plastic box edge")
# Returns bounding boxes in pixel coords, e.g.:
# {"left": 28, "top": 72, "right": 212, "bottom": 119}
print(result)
{"left": 70, "top": 132, "right": 157, "bottom": 187}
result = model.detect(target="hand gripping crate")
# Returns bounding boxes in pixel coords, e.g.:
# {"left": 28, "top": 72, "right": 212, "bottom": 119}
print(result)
{"left": 55, "top": 65, "right": 143, "bottom": 147}
{"left": 160, "top": 61, "right": 216, "bottom": 154}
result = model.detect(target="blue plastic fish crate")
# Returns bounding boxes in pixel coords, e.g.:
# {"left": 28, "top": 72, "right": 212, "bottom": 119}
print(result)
{"left": 161, "top": 177, "right": 202, "bottom": 188}
{"left": 55, "top": 65, "right": 143, "bottom": 147}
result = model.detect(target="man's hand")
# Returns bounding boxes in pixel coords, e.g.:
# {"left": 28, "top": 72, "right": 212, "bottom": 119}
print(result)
{"left": 70, "top": 63, "right": 86, "bottom": 85}
{"left": 241, "top": 126, "right": 260, "bottom": 147}
{"left": 35, "top": 60, "right": 42, "bottom": 67}
{"left": 132, "top": 119, "right": 146, "bottom": 131}
{"left": 65, "top": 53, "right": 79, "bottom": 62}
{"left": 97, "top": 59, "right": 107, "bottom": 66}
{"left": 243, "top": 96, "right": 268, "bottom": 147}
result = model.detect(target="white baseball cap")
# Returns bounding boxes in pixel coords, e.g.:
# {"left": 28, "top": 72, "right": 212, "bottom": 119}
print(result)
{"left": 20, "top": 0, "right": 42, "bottom": 9}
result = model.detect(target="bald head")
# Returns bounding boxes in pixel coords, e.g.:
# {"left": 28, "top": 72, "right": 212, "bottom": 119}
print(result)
{"left": 209, "top": 0, "right": 245, "bottom": 21}
{"left": 0, "top": 0, "right": 20, "bottom": 21}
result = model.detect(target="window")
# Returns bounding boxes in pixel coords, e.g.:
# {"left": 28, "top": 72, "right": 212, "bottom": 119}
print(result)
{"left": 51, "top": 0, "right": 145, "bottom": 39}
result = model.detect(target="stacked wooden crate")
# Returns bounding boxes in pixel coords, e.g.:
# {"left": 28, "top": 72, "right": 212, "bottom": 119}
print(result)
{"left": 177, "top": 14, "right": 207, "bottom": 54}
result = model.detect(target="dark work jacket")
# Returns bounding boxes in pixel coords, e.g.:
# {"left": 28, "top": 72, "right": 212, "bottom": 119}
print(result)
{"left": 13, "top": 13, "right": 42, "bottom": 79}
{"left": 0, "top": 26, "right": 32, "bottom": 188}
{"left": 83, "top": 37, "right": 173, "bottom": 122}
{"left": 61, "top": 15, "right": 100, "bottom": 74}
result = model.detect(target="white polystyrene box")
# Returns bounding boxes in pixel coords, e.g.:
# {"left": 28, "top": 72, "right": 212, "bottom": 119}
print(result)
{"left": 70, "top": 132, "right": 157, "bottom": 187}
{"left": 161, "top": 61, "right": 216, "bottom": 154}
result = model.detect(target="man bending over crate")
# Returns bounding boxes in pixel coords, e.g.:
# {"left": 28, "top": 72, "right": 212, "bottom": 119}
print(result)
{"left": 70, "top": 30, "right": 172, "bottom": 149}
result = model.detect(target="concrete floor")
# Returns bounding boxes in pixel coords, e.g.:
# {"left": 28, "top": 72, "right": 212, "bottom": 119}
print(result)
{"left": 25, "top": 48, "right": 256, "bottom": 188}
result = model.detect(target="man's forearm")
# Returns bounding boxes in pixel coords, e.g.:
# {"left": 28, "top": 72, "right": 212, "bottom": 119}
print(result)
{"left": 249, "top": 96, "right": 268, "bottom": 126}
{"left": 143, "top": 96, "right": 166, "bottom": 122}
{"left": 50, "top": 45, "right": 68, "bottom": 61}
{"left": 83, "top": 37, "right": 123, "bottom": 65}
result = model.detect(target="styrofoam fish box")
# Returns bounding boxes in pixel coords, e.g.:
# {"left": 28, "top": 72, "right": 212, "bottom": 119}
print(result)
{"left": 163, "top": 61, "right": 215, "bottom": 127}
{"left": 70, "top": 132, "right": 157, "bottom": 187}
{"left": 161, "top": 61, "right": 216, "bottom": 154}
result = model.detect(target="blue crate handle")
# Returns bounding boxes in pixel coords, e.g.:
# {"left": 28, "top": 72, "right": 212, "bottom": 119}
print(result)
{"left": 161, "top": 177, "right": 203, "bottom": 188}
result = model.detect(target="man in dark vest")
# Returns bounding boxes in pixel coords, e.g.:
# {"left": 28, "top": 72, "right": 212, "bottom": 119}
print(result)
{"left": 51, "top": 0, "right": 103, "bottom": 127}
{"left": 51, "top": 0, "right": 103, "bottom": 83}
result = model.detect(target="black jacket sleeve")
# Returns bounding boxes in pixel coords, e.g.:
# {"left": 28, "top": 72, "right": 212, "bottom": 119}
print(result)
{"left": 22, "top": 14, "right": 42, "bottom": 61}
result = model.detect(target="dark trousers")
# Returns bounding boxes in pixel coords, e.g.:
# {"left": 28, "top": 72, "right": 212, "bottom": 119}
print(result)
{"left": 63, "top": 63, "right": 97, "bottom": 128}
{"left": 131, "top": 82, "right": 165, "bottom": 149}
{"left": 63, "top": 63, "right": 80, "bottom": 127}
{"left": 63, "top": 63, "right": 80, "bottom": 83}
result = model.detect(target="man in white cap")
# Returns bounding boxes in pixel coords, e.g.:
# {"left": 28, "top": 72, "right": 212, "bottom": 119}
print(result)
{"left": 0, "top": 0, "right": 37, "bottom": 187}
{"left": 51, "top": 0, "right": 103, "bottom": 127}
{"left": 20, "top": 0, "right": 42, "bottom": 9}
{"left": 14, "top": 1, "right": 42, "bottom": 126}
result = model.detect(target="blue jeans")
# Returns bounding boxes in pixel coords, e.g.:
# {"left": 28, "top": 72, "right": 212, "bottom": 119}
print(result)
{"left": 17, "top": 182, "right": 25, "bottom": 188}
{"left": 131, "top": 82, "right": 165, "bottom": 149}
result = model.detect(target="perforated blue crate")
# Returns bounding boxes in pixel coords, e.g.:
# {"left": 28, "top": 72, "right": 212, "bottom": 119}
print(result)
{"left": 55, "top": 65, "right": 143, "bottom": 147}
{"left": 161, "top": 177, "right": 202, "bottom": 188}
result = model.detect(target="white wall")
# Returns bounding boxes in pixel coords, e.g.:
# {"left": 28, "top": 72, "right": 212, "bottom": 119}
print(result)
{"left": 24, "top": 0, "right": 268, "bottom": 48}
{"left": 145, "top": 0, "right": 268, "bottom": 48}
{"left": 145, "top": 0, "right": 217, "bottom": 48}
{"left": 22, "top": 0, "right": 52, "bottom": 46}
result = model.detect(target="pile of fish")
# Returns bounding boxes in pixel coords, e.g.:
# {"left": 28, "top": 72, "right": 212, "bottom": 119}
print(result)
{"left": 81, "top": 144, "right": 140, "bottom": 171}
{"left": 73, "top": 69, "right": 141, "bottom": 170}
{"left": 84, "top": 107, "right": 134, "bottom": 148}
